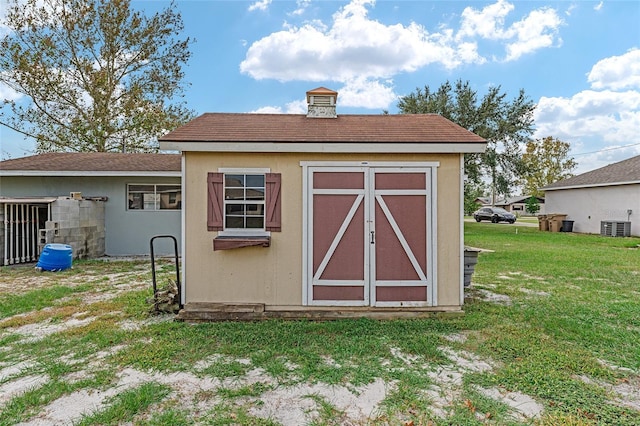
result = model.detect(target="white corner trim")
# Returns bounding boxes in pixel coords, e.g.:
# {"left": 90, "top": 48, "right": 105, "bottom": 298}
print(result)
{"left": 180, "top": 154, "right": 186, "bottom": 306}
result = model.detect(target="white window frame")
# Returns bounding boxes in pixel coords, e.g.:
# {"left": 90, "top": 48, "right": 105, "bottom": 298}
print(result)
{"left": 218, "top": 168, "right": 271, "bottom": 237}
{"left": 127, "top": 183, "right": 182, "bottom": 211}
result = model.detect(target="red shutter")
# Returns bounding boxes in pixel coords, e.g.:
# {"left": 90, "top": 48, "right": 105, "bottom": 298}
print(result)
{"left": 265, "top": 173, "right": 281, "bottom": 231}
{"left": 207, "top": 172, "right": 224, "bottom": 231}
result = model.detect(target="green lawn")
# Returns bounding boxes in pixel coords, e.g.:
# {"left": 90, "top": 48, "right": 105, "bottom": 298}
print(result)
{"left": 0, "top": 226, "right": 638, "bottom": 425}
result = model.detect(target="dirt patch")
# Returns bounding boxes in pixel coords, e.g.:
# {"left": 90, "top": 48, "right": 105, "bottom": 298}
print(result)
{"left": 8, "top": 314, "right": 97, "bottom": 343}
{"left": 249, "top": 378, "right": 391, "bottom": 423}
{"left": 0, "top": 374, "right": 50, "bottom": 406}
{"left": 475, "top": 289, "right": 513, "bottom": 305}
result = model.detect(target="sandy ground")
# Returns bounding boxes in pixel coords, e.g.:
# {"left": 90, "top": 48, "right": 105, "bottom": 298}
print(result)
{"left": 0, "top": 266, "right": 638, "bottom": 425}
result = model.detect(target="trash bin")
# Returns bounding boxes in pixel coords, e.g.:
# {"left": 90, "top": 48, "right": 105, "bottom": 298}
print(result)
{"left": 561, "top": 220, "right": 574, "bottom": 232}
{"left": 538, "top": 214, "right": 548, "bottom": 231}
{"left": 549, "top": 214, "right": 567, "bottom": 232}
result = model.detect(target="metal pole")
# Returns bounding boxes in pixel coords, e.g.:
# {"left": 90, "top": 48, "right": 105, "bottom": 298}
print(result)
{"left": 2, "top": 204, "right": 7, "bottom": 266}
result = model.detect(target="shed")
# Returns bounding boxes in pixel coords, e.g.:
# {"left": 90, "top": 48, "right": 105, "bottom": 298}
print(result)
{"left": 0, "top": 153, "right": 182, "bottom": 265}
{"left": 542, "top": 155, "right": 639, "bottom": 236}
{"left": 159, "top": 88, "right": 486, "bottom": 320}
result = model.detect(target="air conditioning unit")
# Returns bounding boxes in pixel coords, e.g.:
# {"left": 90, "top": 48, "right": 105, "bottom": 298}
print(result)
{"left": 600, "top": 221, "right": 631, "bottom": 237}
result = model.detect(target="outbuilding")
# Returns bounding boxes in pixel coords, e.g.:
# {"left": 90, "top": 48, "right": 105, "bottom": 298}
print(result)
{"left": 159, "top": 88, "right": 486, "bottom": 320}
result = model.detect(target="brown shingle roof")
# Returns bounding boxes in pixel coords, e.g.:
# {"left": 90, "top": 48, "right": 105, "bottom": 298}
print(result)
{"left": 159, "top": 113, "right": 486, "bottom": 144}
{"left": 543, "top": 155, "right": 640, "bottom": 190}
{"left": 0, "top": 153, "right": 181, "bottom": 173}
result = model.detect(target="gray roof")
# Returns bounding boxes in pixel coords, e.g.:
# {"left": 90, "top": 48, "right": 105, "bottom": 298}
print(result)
{"left": 543, "top": 155, "right": 640, "bottom": 190}
{"left": 0, "top": 153, "right": 181, "bottom": 176}
{"left": 495, "top": 195, "right": 544, "bottom": 205}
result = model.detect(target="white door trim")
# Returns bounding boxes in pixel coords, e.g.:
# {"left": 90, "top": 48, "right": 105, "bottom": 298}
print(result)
{"left": 302, "top": 163, "right": 438, "bottom": 307}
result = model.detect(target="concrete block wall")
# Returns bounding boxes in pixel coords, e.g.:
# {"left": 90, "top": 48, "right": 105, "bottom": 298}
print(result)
{"left": 40, "top": 198, "right": 106, "bottom": 259}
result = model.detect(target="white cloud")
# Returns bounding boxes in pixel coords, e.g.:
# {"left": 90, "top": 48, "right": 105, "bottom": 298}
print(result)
{"left": 503, "top": 8, "right": 563, "bottom": 61}
{"left": 594, "top": 2, "right": 604, "bottom": 12}
{"left": 251, "top": 99, "right": 307, "bottom": 114}
{"left": 338, "top": 78, "right": 397, "bottom": 109}
{"left": 290, "top": 0, "right": 311, "bottom": 16}
{"left": 457, "top": 0, "right": 563, "bottom": 61}
{"left": 535, "top": 90, "right": 640, "bottom": 140}
{"left": 248, "top": 0, "right": 271, "bottom": 13}
{"left": 241, "top": 0, "right": 566, "bottom": 112}
{"left": 534, "top": 89, "right": 640, "bottom": 172}
{"left": 587, "top": 48, "right": 640, "bottom": 91}
{"left": 0, "top": 78, "right": 23, "bottom": 102}
{"left": 240, "top": 0, "right": 486, "bottom": 85}
{"left": 241, "top": 0, "right": 562, "bottom": 91}
{"left": 457, "top": 0, "right": 515, "bottom": 40}
{"left": 534, "top": 50, "right": 640, "bottom": 172}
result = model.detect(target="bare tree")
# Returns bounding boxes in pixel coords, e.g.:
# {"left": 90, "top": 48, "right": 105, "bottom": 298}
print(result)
{"left": 0, "top": 0, "right": 195, "bottom": 152}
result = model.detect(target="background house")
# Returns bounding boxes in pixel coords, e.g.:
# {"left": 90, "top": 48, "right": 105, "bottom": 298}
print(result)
{"left": 542, "top": 155, "right": 639, "bottom": 236}
{"left": 0, "top": 153, "right": 182, "bottom": 265}
{"left": 159, "top": 88, "right": 486, "bottom": 320}
{"left": 495, "top": 195, "right": 545, "bottom": 215}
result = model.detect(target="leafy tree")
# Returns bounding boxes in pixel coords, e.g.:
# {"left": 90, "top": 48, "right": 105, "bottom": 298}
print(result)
{"left": 525, "top": 196, "right": 541, "bottom": 215}
{"left": 0, "top": 0, "right": 194, "bottom": 153}
{"left": 464, "top": 180, "right": 487, "bottom": 215}
{"left": 397, "top": 80, "right": 535, "bottom": 202}
{"left": 520, "top": 136, "right": 577, "bottom": 196}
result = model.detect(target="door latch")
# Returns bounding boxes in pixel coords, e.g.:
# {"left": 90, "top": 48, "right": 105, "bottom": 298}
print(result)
{"left": 370, "top": 230, "right": 375, "bottom": 244}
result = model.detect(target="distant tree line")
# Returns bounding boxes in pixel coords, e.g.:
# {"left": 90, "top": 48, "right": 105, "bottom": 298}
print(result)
{"left": 396, "top": 80, "right": 576, "bottom": 211}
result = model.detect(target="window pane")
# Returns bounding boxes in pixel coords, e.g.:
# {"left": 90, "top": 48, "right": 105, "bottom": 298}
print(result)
{"left": 225, "top": 175, "right": 244, "bottom": 187}
{"left": 245, "top": 188, "right": 264, "bottom": 200}
{"left": 143, "top": 193, "right": 159, "bottom": 210}
{"left": 129, "top": 185, "right": 154, "bottom": 193}
{"left": 128, "top": 193, "right": 144, "bottom": 210}
{"left": 246, "top": 217, "right": 264, "bottom": 228}
{"left": 226, "top": 204, "right": 244, "bottom": 215}
{"left": 157, "top": 185, "right": 181, "bottom": 210}
{"left": 246, "top": 175, "right": 264, "bottom": 187}
{"left": 245, "top": 204, "right": 264, "bottom": 216}
{"left": 225, "top": 188, "right": 245, "bottom": 200}
{"left": 226, "top": 216, "right": 244, "bottom": 228}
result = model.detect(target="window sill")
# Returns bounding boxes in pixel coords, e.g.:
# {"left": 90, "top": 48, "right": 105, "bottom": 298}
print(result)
{"left": 213, "top": 236, "right": 271, "bottom": 251}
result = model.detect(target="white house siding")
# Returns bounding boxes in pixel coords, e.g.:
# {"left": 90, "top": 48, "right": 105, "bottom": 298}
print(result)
{"left": 545, "top": 184, "right": 639, "bottom": 236}
{"left": 0, "top": 176, "right": 181, "bottom": 255}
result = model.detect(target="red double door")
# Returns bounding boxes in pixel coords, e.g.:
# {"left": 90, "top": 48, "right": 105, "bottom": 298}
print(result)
{"left": 305, "top": 166, "right": 434, "bottom": 307}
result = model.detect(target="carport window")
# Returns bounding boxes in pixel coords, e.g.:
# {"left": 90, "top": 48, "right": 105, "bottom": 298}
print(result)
{"left": 128, "top": 184, "right": 181, "bottom": 210}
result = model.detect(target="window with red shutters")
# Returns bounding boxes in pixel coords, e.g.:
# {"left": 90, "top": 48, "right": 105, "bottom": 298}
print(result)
{"left": 207, "top": 171, "right": 281, "bottom": 233}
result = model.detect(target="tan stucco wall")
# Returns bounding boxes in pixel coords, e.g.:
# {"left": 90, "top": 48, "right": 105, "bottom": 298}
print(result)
{"left": 183, "top": 152, "right": 463, "bottom": 309}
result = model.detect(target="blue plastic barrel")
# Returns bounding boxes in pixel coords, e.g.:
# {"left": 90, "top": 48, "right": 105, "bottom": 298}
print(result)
{"left": 36, "top": 244, "right": 73, "bottom": 271}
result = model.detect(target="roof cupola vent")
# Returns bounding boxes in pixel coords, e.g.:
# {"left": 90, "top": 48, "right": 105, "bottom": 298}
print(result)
{"left": 306, "top": 87, "right": 338, "bottom": 118}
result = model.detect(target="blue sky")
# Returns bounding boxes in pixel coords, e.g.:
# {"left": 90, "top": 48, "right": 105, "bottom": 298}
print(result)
{"left": 1, "top": 0, "right": 639, "bottom": 175}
